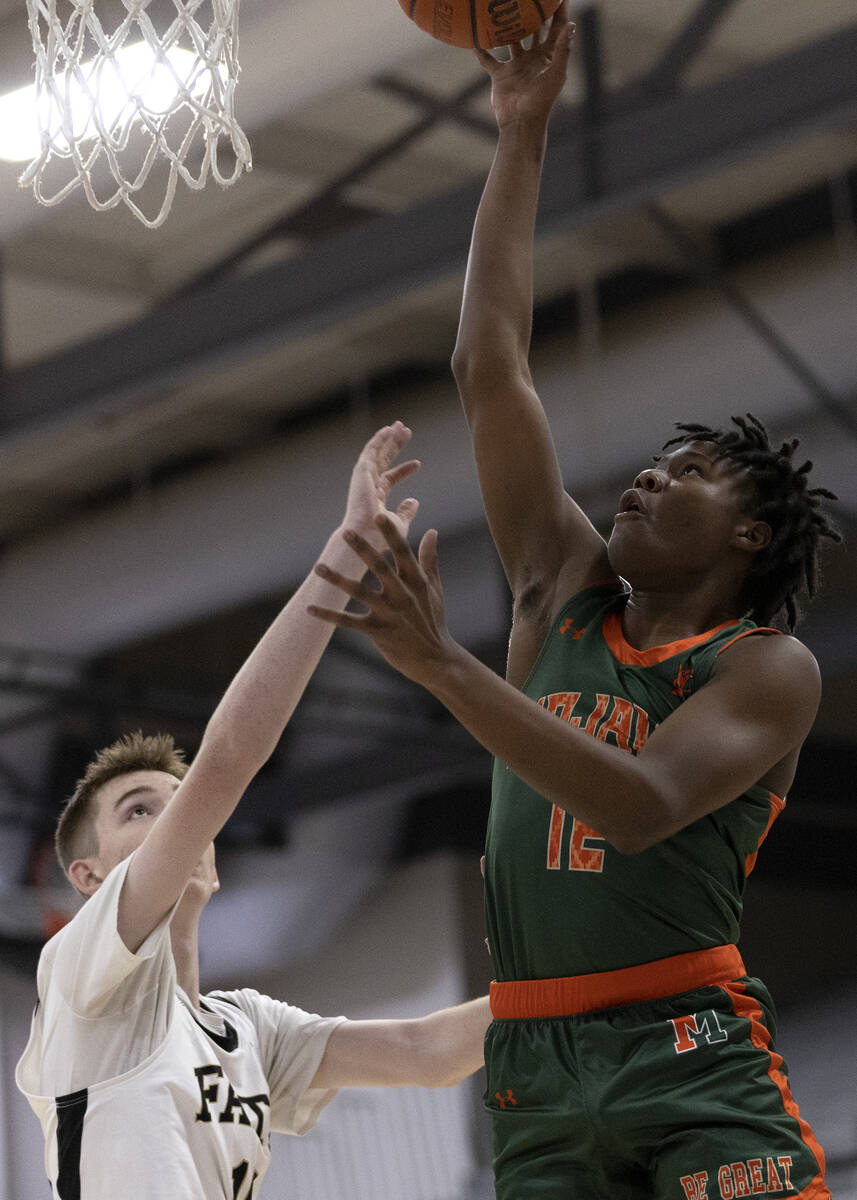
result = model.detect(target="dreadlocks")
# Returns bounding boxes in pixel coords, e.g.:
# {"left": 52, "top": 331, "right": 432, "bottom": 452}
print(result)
{"left": 662, "top": 413, "right": 842, "bottom": 631}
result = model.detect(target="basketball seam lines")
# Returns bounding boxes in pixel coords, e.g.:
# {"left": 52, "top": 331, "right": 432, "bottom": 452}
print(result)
{"left": 470, "top": 0, "right": 481, "bottom": 49}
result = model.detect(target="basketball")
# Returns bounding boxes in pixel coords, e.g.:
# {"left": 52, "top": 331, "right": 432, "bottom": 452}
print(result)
{"left": 398, "top": 0, "right": 563, "bottom": 50}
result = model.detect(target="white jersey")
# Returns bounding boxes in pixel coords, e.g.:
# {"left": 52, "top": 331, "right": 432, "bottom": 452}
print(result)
{"left": 15, "top": 853, "right": 344, "bottom": 1199}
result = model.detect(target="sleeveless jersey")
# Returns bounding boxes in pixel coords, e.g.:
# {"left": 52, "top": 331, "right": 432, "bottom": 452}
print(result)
{"left": 16, "top": 852, "right": 343, "bottom": 1199}
{"left": 485, "top": 584, "right": 784, "bottom": 982}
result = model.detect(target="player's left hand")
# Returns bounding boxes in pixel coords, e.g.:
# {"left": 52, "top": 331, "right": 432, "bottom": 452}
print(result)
{"left": 342, "top": 421, "right": 420, "bottom": 552}
{"left": 308, "top": 513, "right": 460, "bottom": 686}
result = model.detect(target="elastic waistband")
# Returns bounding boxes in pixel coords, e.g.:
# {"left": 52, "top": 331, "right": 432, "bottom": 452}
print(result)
{"left": 490, "top": 944, "right": 745, "bottom": 1019}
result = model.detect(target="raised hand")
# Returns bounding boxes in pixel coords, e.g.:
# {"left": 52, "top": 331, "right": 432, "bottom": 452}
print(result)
{"left": 308, "top": 514, "right": 459, "bottom": 688}
{"left": 476, "top": 0, "right": 574, "bottom": 128}
{"left": 343, "top": 421, "right": 420, "bottom": 550}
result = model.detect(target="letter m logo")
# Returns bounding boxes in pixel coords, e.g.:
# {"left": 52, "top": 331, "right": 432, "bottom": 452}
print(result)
{"left": 669, "top": 1010, "right": 728, "bottom": 1054}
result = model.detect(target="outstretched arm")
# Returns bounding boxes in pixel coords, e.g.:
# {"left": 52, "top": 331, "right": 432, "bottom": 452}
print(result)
{"left": 310, "top": 518, "right": 820, "bottom": 855}
{"left": 311, "top": 996, "right": 491, "bottom": 1090}
{"left": 117, "top": 424, "right": 420, "bottom": 952}
{"left": 452, "top": 3, "right": 610, "bottom": 632}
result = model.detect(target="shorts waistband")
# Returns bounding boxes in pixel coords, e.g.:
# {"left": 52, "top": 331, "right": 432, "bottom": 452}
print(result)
{"left": 489, "top": 944, "right": 746, "bottom": 1019}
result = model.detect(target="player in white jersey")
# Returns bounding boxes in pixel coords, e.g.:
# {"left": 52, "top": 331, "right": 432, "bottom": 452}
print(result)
{"left": 15, "top": 422, "right": 490, "bottom": 1200}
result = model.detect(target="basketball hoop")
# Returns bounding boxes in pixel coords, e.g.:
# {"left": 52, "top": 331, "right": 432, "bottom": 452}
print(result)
{"left": 20, "top": 0, "right": 253, "bottom": 228}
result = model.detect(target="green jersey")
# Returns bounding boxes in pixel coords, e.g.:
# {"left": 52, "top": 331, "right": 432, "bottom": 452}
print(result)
{"left": 484, "top": 583, "right": 783, "bottom": 982}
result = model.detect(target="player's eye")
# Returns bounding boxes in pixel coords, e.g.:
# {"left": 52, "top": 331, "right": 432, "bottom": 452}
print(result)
{"left": 128, "top": 804, "right": 149, "bottom": 818}
{"left": 681, "top": 462, "right": 702, "bottom": 475}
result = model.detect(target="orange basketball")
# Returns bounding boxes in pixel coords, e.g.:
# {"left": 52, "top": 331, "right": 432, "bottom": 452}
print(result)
{"left": 398, "top": 0, "right": 562, "bottom": 50}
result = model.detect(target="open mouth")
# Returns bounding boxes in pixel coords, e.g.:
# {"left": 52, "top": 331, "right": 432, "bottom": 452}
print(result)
{"left": 616, "top": 489, "right": 647, "bottom": 517}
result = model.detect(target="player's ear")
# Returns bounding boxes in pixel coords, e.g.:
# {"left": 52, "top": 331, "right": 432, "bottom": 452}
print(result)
{"left": 68, "top": 858, "right": 103, "bottom": 898}
{"left": 734, "top": 518, "right": 771, "bottom": 556}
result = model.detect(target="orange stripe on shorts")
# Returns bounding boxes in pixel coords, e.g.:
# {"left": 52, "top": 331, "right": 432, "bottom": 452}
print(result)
{"left": 721, "top": 980, "right": 829, "bottom": 1199}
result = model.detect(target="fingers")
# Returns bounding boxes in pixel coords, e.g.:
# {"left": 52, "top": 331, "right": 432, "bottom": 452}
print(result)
{"left": 367, "top": 420, "right": 410, "bottom": 451}
{"left": 475, "top": 6, "right": 573, "bottom": 77}
{"left": 396, "top": 497, "right": 420, "bottom": 528}
{"left": 353, "top": 515, "right": 430, "bottom": 597}
{"left": 474, "top": 46, "right": 498, "bottom": 73}
{"left": 381, "top": 419, "right": 411, "bottom": 446}
{"left": 347, "top": 524, "right": 421, "bottom": 599}
{"left": 363, "top": 421, "right": 412, "bottom": 470}
{"left": 417, "top": 527, "right": 441, "bottom": 586}
{"left": 383, "top": 458, "right": 420, "bottom": 489}
{"left": 311, "top": 519, "right": 417, "bottom": 629}
{"left": 372, "top": 512, "right": 420, "bottom": 573}
{"left": 309, "top": 548, "right": 394, "bottom": 630}
{"left": 317, "top": 510, "right": 424, "bottom": 607}
{"left": 551, "top": 0, "right": 570, "bottom": 31}
{"left": 314, "top": 559, "right": 385, "bottom": 606}
{"left": 306, "top": 603, "right": 365, "bottom": 631}
{"left": 545, "top": 2, "right": 574, "bottom": 52}
{"left": 384, "top": 421, "right": 412, "bottom": 458}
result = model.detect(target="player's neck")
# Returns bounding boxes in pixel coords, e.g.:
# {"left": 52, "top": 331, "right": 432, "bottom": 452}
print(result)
{"left": 621, "top": 586, "right": 742, "bottom": 650}
{"left": 170, "top": 916, "right": 202, "bottom": 1008}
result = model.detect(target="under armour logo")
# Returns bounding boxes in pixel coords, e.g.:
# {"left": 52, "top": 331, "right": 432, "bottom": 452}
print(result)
{"left": 560, "top": 618, "right": 585, "bottom": 639}
{"left": 495, "top": 1089, "right": 517, "bottom": 1110}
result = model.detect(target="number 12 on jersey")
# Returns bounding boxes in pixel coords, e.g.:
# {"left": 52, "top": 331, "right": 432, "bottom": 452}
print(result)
{"left": 547, "top": 805, "right": 606, "bottom": 872}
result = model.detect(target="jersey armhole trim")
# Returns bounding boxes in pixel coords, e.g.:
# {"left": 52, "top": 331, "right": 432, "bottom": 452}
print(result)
{"left": 744, "top": 790, "right": 786, "bottom": 877}
{"left": 716, "top": 627, "right": 782, "bottom": 656}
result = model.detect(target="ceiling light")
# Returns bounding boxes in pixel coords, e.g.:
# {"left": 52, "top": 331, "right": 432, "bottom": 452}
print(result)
{"left": 0, "top": 43, "right": 203, "bottom": 163}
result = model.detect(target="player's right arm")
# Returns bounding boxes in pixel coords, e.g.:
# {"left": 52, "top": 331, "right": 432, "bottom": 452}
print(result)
{"left": 451, "top": 3, "right": 610, "bottom": 647}
{"left": 310, "top": 996, "right": 491, "bottom": 1090}
{"left": 116, "top": 424, "right": 419, "bottom": 953}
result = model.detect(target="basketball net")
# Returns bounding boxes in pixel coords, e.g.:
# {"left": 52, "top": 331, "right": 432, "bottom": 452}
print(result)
{"left": 20, "top": 0, "right": 253, "bottom": 228}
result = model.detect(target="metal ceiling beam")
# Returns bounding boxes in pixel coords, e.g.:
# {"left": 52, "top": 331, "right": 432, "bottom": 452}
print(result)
{"left": 0, "top": 669, "right": 216, "bottom": 726}
{"left": 637, "top": 0, "right": 743, "bottom": 96}
{"left": 645, "top": 202, "right": 857, "bottom": 440}
{"left": 167, "top": 73, "right": 491, "bottom": 301}
{"left": 281, "top": 725, "right": 490, "bottom": 813}
{"left": 578, "top": 5, "right": 605, "bottom": 201}
{"left": 3, "top": 20, "right": 857, "bottom": 431}
{"left": 373, "top": 74, "right": 495, "bottom": 138}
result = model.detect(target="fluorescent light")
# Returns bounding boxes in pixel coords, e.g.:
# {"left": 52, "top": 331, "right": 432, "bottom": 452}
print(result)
{"left": 0, "top": 43, "right": 205, "bottom": 163}
{"left": 0, "top": 81, "right": 41, "bottom": 162}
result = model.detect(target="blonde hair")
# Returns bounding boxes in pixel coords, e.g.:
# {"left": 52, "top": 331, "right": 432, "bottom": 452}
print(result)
{"left": 55, "top": 731, "right": 188, "bottom": 875}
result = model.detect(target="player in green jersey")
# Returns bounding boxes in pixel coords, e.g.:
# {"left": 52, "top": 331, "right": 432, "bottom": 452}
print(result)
{"left": 308, "top": 4, "right": 841, "bottom": 1196}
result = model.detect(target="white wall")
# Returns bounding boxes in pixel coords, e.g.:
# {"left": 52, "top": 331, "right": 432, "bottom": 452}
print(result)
{"left": 0, "top": 966, "right": 50, "bottom": 1200}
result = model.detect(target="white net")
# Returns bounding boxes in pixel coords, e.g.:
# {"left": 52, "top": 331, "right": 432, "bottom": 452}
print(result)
{"left": 20, "top": 0, "right": 253, "bottom": 228}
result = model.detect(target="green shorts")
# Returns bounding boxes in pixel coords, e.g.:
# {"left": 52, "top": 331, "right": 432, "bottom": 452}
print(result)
{"left": 485, "top": 948, "right": 828, "bottom": 1200}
